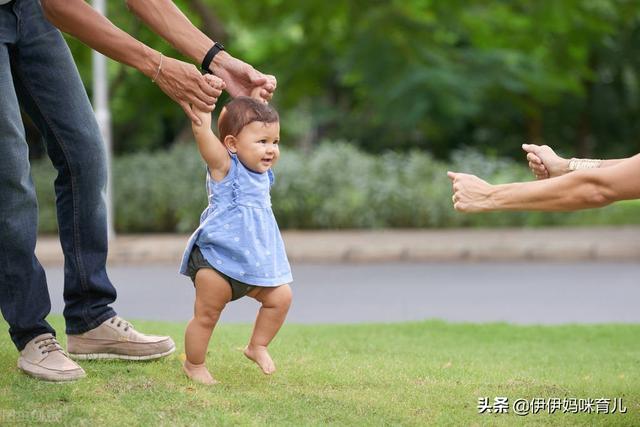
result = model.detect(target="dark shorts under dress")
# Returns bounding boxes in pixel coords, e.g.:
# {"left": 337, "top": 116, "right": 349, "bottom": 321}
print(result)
{"left": 186, "top": 246, "right": 256, "bottom": 301}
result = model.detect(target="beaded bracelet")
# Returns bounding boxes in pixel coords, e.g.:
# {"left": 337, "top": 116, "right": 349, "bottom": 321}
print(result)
{"left": 568, "top": 158, "right": 602, "bottom": 171}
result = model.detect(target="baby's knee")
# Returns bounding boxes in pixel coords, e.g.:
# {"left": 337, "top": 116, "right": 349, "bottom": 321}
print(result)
{"left": 266, "top": 284, "right": 292, "bottom": 309}
{"left": 194, "top": 305, "right": 224, "bottom": 328}
{"left": 280, "top": 285, "right": 293, "bottom": 306}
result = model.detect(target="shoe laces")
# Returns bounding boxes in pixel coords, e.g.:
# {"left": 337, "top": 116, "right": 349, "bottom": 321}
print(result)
{"left": 109, "top": 316, "right": 132, "bottom": 332}
{"left": 34, "top": 334, "right": 63, "bottom": 355}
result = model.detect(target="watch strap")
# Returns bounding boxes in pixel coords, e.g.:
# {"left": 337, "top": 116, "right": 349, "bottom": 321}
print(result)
{"left": 201, "top": 42, "right": 225, "bottom": 74}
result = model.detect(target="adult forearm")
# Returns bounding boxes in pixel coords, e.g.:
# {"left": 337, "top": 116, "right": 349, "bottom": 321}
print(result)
{"left": 42, "top": 0, "right": 160, "bottom": 78}
{"left": 598, "top": 159, "right": 625, "bottom": 168}
{"left": 127, "top": 0, "right": 276, "bottom": 101}
{"left": 125, "top": 0, "right": 219, "bottom": 66}
{"left": 490, "top": 172, "right": 613, "bottom": 211}
{"left": 452, "top": 154, "right": 639, "bottom": 213}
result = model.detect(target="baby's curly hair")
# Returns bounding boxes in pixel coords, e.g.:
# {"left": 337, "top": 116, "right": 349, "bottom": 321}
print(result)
{"left": 218, "top": 97, "right": 279, "bottom": 141}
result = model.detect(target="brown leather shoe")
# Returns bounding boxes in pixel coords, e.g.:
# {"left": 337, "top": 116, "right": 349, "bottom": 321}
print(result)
{"left": 67, "top": 316, "right": 175, "bottom": 361}
{"left": 18, "top": 333, "right": 86, "bottom": 382}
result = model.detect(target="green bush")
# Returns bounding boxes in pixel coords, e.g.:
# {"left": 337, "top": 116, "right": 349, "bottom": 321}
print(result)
{"left": 31, "top": 142, "right": 640, "bottom": 233}
{"left": 112, "top": 145, "right": 207, "bottom": 233}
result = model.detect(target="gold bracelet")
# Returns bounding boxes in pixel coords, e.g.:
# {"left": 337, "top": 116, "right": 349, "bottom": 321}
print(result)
{"left": 151, "top": 53, "right": 163, "bottom": 83}
{"left": 568, "top": 158, "right": 602, "bottom": 171}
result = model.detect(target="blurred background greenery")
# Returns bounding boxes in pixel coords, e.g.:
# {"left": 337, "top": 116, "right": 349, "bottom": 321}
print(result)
{"left": 27, "top": 0, "right": 640, "bottom": 232}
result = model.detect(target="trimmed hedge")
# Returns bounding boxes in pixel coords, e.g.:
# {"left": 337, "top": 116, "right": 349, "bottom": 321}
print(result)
{"left": 32, "top": 142, "right": 640, "bottom": 233}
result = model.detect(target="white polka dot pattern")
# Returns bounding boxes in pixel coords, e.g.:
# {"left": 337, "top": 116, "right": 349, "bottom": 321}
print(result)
{"left": 179, "top": 153, "right": 292, "bottom": 287}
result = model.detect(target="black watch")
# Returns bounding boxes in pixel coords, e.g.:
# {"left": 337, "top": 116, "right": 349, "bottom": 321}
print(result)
{"left": 201, "top": 42, "right": 225, "bottom": 74}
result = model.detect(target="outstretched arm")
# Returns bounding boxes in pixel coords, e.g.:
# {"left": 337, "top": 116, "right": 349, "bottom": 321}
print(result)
{"left": 522, "top": 144, "right": 627, "bottom": 179}
{"left": 125, "top": 0, "right": 277, "bottom": 101}
{"left": 191, "top": 94, "right": 230, "bottom": 180}
{"left": 192, "top": 113, "right": 230, "bottom": 179}
{"left": 41, "top": 0, "right": 221, "bottom": 124}
{"left": 124, "top": 0, "right": 212, "bottom": 69}
{"left": 448, "top": 153, "right": 640, "bottom": 212}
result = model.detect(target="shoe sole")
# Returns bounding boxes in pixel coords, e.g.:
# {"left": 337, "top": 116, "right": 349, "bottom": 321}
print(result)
{"left": 17, "top": 360, "right": 86, "bottom": 382}
{"left": 69, "top": 346, "right": 175, "bottom": 361}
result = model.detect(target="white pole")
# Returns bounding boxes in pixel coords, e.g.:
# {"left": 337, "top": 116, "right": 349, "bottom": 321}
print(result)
{"left": 92, "top": 0, "right": 115, "bottom": 240}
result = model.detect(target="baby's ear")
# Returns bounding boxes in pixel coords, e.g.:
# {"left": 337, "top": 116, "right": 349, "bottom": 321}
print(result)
{"left": 223, "top": 135, "right": 237, "bottom": 153}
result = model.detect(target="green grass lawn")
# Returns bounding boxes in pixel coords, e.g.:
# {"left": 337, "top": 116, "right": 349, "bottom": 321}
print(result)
{"left": 0, "top": 316, "right": 638, "bottom": 426}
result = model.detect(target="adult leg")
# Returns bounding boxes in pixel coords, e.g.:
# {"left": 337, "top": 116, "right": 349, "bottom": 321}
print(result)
{"left": 184, "top": 269, "right": 232, "bottom": 384}
{"left": 244, "top": 284, "right": 292, "bottom": 374}
{"left": 10, "top": 0, "right": 116, "bottom": 334}
{"left": 0, "top": 41, "right": 55, "bottom": 351}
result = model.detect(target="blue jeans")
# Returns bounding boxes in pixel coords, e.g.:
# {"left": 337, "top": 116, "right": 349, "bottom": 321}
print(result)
{"left": 0, "top": 0, "right": 117, "bottom": 351}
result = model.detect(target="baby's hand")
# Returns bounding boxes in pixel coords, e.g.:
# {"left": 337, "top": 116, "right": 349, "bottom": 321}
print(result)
{"left": 190, "top": 75, "right": 224, "bottom": 130}
{"left": 251, "top": 85, "right": 268, "bottom": 103}
{"left": 204, "top": 74, "right": 226, "bottom": 95}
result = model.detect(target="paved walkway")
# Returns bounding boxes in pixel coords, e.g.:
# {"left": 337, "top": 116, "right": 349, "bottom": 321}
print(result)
{"left": 35, "top": 227, "right": 640, "bottom": 265}
{"left": 43, "top": 262, "right": 640, "bottom": 324}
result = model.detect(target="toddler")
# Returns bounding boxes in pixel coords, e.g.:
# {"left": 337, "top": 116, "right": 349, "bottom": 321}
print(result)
{"left": 179, "top": 93, "right": 293, "bottom": 384}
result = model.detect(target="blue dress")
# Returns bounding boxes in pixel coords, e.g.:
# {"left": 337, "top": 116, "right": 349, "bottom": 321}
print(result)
{"left": 179, "top": 154, "right": 292, "bottom": 286}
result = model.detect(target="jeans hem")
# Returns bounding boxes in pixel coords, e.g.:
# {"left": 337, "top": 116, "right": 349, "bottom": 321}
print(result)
{"left": 14, "top": 326, "right": 57, "bottom": 352}
{"left": 65, "top": 308, "right": 117, "bottom": 335}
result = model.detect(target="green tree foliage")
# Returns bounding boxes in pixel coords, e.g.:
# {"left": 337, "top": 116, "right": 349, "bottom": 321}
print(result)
{"left": 48, "top": 0, "right": 640, "bottom": 159}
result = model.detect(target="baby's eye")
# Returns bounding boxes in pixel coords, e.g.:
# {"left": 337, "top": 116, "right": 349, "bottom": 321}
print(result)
{"left": 273, "top": 140, "right": 280, "bottom": 145}
{"left": 257, "top": 139, "right": 267, "bottom": 144}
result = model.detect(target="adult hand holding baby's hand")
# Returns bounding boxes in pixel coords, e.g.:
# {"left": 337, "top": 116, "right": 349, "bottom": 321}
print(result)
{"left": 203, "top": 74, "right": 226, "bottom": 108}
{"left": 188, "top": 74, "right": 225, "bottom": 130}
{"left": 250, "top": 85, "right": 267, "bottom": 102}
{"left": 213, "top": 53, "right": 276, "bottom": 102}
{"left": 152, "top": 56, "right": 223, "bottom": 125}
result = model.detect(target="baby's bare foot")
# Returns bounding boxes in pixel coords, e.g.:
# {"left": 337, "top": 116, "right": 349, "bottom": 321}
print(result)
{"left": 243, "top": 345, "right": 276, "bottom": 375}
{"left": 183, "top": 360, "right": 218, "bottom": 385}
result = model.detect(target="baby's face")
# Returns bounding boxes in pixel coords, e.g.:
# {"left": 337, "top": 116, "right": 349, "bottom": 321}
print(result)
{"left": 233, "top": 121, "right": 280, "bottom": 173}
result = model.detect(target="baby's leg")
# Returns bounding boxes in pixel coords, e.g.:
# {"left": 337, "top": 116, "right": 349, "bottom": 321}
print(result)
{"left": 184, "top": 269, "right": 232, "bottom": 384}
{"left": 244, "top": 284, "right": 292, "bottom": 374}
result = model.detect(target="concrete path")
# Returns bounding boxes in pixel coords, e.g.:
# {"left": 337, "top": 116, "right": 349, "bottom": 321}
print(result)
{"left": 42, "top": 262, "right": 640, "bottom": 325}
{"left": 35, "top": 227, "right": 640, "bottom": 265}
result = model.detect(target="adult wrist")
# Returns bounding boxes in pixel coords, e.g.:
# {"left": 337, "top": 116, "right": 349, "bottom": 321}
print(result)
{"left": 138, "top": 47, "right": 161, "bottom": 78}
{"left": 201, "top": 42, "right": 226, "bottom": 74}
{"left": 211, "top": 50, "right": 232, "bottom": 70}
{"left": 151, "top": 53, "right": 164, "bottom": 83}
{"left": 486, "top": 185, "right": 501, "bottom": 211}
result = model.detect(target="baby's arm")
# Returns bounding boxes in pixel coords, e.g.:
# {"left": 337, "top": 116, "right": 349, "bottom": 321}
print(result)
{"left": 192, "top": 109, "right": 230, "bottom": 178}
{"left": 191, "top": 75, "right": 230, "bottom": 178}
